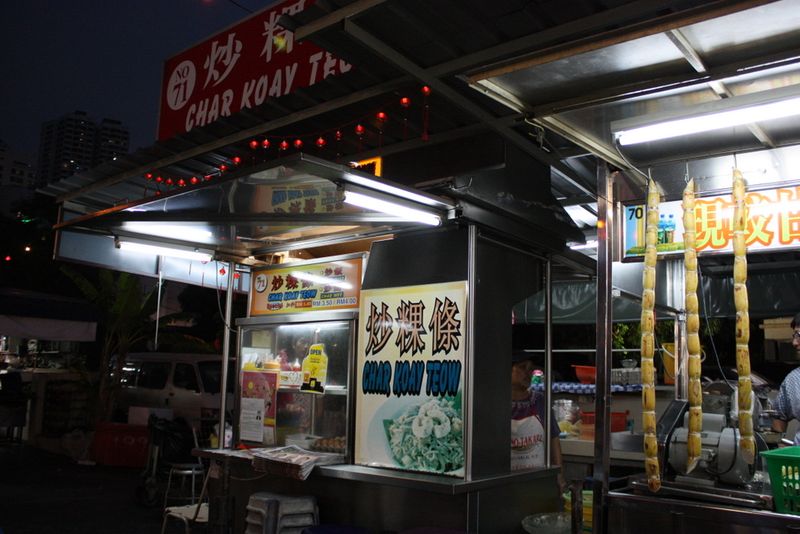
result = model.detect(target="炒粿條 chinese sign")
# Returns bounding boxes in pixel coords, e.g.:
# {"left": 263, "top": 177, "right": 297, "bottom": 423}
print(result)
{"left": 354, "top": 281, "right": 467, "bottom": 477}
{"left": 249, "top": 257, "right": 362, "bottom": 315}
{"left": 158, "top": 0, "right": 351, "bottom": 141}
{"left": 624, "top": 185, "right": 800, "bottom": 259}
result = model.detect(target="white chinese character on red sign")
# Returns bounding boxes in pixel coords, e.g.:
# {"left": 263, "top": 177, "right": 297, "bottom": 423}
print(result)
{"left": 260, "top": 0, "right": 305, "bottom": 63}
{"left": 203, "top": 33, "right": 242, "bottom": 89}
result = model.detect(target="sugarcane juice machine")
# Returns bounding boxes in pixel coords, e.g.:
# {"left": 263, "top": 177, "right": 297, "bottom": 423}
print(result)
{"left": 656, "top": 375, "right": 767, "bottom": 491}
{"left": 664, "top": 402, "right": 756, "bottom": 486}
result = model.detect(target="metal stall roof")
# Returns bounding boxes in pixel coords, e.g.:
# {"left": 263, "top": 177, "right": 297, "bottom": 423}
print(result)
{"left": 40, "top": 0, "right": 800, "bottom": 280}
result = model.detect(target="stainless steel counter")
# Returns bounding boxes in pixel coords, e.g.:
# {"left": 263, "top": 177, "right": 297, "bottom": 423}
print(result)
{"left": 195, "top": 448, "right": 562, "bottom": 532}
{"left": 607, "top": 487, "right": 800, "bottom": 534}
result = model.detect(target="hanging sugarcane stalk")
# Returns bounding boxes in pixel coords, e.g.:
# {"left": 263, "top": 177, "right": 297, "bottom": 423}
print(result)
{"left": 642, "top": 179, "right": 661, "bottom": 492}
{"left": 732, "top": 169, "right": 756, "bottom": 464}
{"left": 683, "top": 178, "right": 702, "bottom": 473}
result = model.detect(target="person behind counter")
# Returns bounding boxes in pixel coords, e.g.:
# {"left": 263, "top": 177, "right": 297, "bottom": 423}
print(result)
{"left": 772, "top": 312, "right": 800, "bottom": 444}
{"left": 511, "top": 351, "right": 565, "bottom": 490}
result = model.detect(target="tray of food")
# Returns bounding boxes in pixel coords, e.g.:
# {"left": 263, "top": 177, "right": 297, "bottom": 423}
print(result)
{"left": 310, "top": 436, "right": 346, "bottom": 453}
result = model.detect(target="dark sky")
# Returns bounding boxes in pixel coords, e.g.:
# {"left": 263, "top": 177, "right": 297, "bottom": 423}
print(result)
{"left": 0, "top": 0, "right": 264, "bottom": 157}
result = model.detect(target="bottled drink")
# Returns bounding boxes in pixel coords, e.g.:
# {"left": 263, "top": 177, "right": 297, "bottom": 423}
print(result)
{"left": 657, "top": 214, "right": 666, "bottom": 244}
{"left": 532, "top": 369, "right": 544, "bottom": 385}
{"left": 665, "top": 214, "right": 675, "bottom": 243}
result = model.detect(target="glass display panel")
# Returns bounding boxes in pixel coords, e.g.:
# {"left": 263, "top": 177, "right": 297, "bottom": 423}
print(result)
{"left": 239, "top": 319, "right": 352, "bottom": 452}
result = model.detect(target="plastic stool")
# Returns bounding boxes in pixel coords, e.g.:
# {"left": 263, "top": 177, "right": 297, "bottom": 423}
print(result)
{"left": 246, "top": 492, "right": 318, "bottom": 534}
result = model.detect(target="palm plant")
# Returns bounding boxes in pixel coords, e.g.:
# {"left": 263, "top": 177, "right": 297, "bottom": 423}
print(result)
{"left": 62, "top": 267, "right": 159, "bottom": 423}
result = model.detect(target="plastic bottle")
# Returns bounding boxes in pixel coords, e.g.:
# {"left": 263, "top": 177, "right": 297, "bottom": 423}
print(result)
{"left": 665, "top": 213, "right": 675, "bottom": 243}
{"left": 657, "top": 214, "right": 666, "bottom": 244}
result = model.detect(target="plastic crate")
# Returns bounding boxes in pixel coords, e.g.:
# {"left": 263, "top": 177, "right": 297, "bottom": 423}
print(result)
{"left": 580, "top": 411, "right": 628, "bottom": 432}
{"left": 761, "top": 446, "right": 800, "bottom": 515}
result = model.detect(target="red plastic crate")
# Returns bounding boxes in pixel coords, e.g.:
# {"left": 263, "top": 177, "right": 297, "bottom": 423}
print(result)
{"left": 580, "top": 411, "right": 628, "bottom": 432}
{"left": 91, "top": 423, "right": 149, "bottom": 467}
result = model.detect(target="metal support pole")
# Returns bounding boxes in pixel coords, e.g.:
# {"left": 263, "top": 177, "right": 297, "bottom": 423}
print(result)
{"left": 544, "top": 258, "right": 553, "bottom": 468}
{"left": 465, "top": 224, "right": 477, "bottom": 481}
{"left": 218, "top": 262, "right": 235, "bottom": 450}
{"left": 674, "top": 313, "right": 688, "bottom": 400}
{"left": 592, "top": 163, "right": 613, "bottom": 534}
{"left": 154, "top": 259, "right": 163, "bottom": 350}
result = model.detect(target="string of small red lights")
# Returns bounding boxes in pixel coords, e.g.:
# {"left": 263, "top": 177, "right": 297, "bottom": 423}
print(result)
{"left": 142, "top": 87, "right": 430, "bottom": 197}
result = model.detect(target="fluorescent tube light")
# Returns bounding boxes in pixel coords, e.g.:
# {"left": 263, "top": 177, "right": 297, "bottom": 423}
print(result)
{"left": 122, "top": 223, "right": 213, "bottom": 241}
{"left": 290, "top": 271, "right": 352, "bottom": 289}
{"left": 117, "top": 240, "right": 212, "bottom": 261}
{"left": 343, "top": 190, "right": 441, "bottom": 226}
{"left": 343, "top": 173, "right": 443, "bottom": 207}
{"left": 569, "top": 240, "right": 597, "bottom": 250}
{"left": 615, "top": 95, "right": 800, "bottom": 146}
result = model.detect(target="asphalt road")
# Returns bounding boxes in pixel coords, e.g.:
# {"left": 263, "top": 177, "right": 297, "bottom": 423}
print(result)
{"left": 0, "top": 442, "right": 164, "bottom": 533}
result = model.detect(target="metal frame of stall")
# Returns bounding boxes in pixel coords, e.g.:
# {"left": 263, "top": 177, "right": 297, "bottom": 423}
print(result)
{"left": 215, "top": 223, "right": 594, "bottom": 532}
{"left": 593, "top": 163, "right": 800, "bottom": 534}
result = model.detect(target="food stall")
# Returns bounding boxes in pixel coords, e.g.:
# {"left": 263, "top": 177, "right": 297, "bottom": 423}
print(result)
{"left": 41, "top": 1, "right": 800, "bottom": 532}
{"left": 52, "top": 145, "right": 591, "bottom": 531}
{"left": 462, "top": 0, "right": 800, "bottom": 531}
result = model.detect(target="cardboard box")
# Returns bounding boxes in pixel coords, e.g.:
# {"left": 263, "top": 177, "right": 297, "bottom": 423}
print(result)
{"left": 761, "top": 317, "right": 794, "bottom": 341}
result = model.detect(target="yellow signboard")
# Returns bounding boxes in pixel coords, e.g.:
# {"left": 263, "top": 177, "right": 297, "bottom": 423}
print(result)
{"left": 354, "top": 281, "right": 467, "bottom": 477}
{"left": 249, "top": 257, "right": 363, "bottom": 315}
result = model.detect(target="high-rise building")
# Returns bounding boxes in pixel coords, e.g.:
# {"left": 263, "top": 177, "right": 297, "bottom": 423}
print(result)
{"left": 96, "top": 118, "right": 130, "bottom": 164}
{"left": 0, "top": 140, "right": 37, "bottom": 188}
{"left": 0, "top": 140, "right": 37, "bottom": 218}
{"left": 37, "top": 111, "right": 129, "bottom": 185}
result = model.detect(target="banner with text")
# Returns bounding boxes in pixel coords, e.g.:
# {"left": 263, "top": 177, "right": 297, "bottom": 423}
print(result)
{"left": 158, "top": 0, "right": 351, "bottom": 140}
{"left": 354, "top": 281, "right": 467, "bottom": 477}
{"left": 623, "top": 184, "right": 800, "bottom": 259}
{"left": 249, "top": 257, "right": 362, "bottom": 315}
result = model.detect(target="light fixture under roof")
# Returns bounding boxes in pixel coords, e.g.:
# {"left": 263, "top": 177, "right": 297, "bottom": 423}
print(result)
{"left": 115, "top": 238, "right": 212, "bottom": 262}
{"left": 122, "top": 223, "right": 213, "bottom": 242}
{"left": 612, "top": 84, "right": 800, "bottom": 146}
{"left": 343, "top": 190, "right": 442, "bottom": 226}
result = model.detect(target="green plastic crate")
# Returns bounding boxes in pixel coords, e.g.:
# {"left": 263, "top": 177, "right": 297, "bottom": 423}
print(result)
{"left": 761, "top": 446, "right": 800, "bottom": 514}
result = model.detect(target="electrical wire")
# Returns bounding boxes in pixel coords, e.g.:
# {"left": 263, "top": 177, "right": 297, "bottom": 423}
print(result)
{"left": 225, "top": 0, "right": 254, "bottom": 14}
{"left": 696, "top": 262, "right": 734, "bottom": 388}
{"left": 214, "top": 261, "right": 237, "bottom": 334}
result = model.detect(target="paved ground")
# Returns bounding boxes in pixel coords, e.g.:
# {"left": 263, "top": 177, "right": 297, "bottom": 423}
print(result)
{"left": 0, "top": 442, "right": 164, "bottom": 533}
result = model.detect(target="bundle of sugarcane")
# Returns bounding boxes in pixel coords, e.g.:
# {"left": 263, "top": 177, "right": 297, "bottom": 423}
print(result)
{"left": 732, "top": 169, "right": 756, "bottom": 464}
{"left": 642, "top": 179, "right": 661, "bottom": 492}
{"left": 683, "top": 179, "right": 702, "bottom": 473}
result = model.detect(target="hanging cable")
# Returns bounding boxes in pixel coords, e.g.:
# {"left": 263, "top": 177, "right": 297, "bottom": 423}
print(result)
{"left": 225, "top": 0, "right": 254, "bottom": 14}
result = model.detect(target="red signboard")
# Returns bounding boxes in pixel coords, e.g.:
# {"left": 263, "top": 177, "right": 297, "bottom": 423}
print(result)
{"left": 158, "top": 0, "right": 352, "bottom": 141}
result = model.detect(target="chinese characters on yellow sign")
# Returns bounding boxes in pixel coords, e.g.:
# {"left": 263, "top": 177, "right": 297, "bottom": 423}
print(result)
{"left": 624, "top": 185, "right": 800, "bottom": 258}
{"left": 355, "top": 281, "right": 467, "bottom": 476}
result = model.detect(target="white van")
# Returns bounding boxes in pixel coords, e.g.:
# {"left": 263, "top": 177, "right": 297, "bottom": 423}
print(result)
{"left": 116, "top": 352, "right": 235, "bottom": 436}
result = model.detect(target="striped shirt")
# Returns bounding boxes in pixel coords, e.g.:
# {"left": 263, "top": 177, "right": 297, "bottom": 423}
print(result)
{"left": 774, "top": 367, "right": 800, "bottom": 445}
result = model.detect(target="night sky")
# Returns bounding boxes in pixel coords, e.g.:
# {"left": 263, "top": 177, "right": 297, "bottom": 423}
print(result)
{"left": 0, "top": 0, "right": 265, "bottom": 157}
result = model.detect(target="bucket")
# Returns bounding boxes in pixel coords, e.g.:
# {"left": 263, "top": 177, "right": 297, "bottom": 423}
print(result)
{"left": 661, "top": 343, "right": 676, "bottom": 385}
{"left": 661, "top": 342, "right": 705, "bottom": 385}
